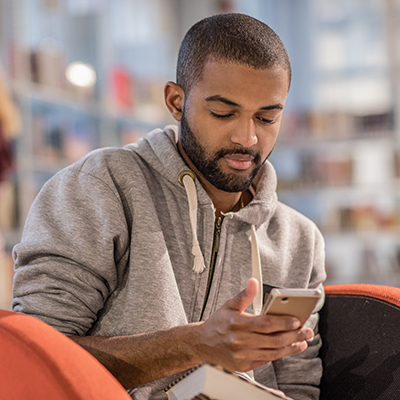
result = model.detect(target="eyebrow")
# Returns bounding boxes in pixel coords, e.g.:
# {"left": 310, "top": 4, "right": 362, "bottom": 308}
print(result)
{"left": 205, "top": 95, "right": 283, "bottom": 110}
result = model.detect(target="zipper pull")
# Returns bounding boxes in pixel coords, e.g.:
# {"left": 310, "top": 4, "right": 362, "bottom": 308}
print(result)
{"left": 212, "top": 217, "right": 223, "bottom": 253}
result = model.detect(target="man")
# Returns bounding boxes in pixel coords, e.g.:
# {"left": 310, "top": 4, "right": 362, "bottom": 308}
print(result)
{"left": 12, "top": 13, "right": 326, "bottom": 400}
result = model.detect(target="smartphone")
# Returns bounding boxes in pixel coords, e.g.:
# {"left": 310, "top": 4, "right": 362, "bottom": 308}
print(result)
{"left": 261, "top": 288, "right": 322, "bottom": 327}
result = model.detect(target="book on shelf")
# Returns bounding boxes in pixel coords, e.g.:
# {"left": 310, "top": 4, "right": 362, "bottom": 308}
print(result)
{"left": 165, "top": 362, "right": 292, "bottom": 400}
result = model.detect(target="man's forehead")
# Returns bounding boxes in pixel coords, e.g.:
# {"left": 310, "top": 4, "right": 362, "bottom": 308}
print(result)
{"left": 198, "top": 60, "right": 289, "bottom": 87}
{"left": 189, "top": 60, "right": 289, "bottom": 107}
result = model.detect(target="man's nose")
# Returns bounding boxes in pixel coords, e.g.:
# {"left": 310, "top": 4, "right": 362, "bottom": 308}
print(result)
{"left": 230, "top": 118, "right": 258, "bottom": 148}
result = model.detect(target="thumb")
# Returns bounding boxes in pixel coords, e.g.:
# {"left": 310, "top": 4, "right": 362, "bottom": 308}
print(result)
{"left": 226, "top": 278, "right": 259, "bottom": 313}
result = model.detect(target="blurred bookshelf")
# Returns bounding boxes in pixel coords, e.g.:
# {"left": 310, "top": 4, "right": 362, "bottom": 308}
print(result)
{"left": 1, "top": 0, "right": 400, "bottom": 309}
{"left": 0, "top": 0, "right": 181, "bottom": 309}
{"left": 270, "top": 110, "right": 400, "bottom": 286}
{"left": 267, "top": 0, "right": 400, "bottom": 287}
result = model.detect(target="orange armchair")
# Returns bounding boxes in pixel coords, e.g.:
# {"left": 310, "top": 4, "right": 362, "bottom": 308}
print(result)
{"left": 319, "top": 284, "right": 400, "bottom": 399}
{"left": 4, "top": 284, "right": 400, "bottom": 399}
{"left": 0, "top": 310, "right": 132, "bottom": 400}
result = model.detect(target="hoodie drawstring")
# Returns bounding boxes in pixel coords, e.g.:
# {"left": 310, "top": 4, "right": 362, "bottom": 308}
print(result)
{"left": 250, "top": 225, "right": 263, "bottom": 315}
{"left": 179, "top": 171, "right": 206, "bottom": 274}
{"left": 178, "top": 170, "right": 263, "bottom": 315}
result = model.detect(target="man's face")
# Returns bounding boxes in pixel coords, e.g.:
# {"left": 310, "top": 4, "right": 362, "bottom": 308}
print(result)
{"left": 179, "top": 60, "right": 289, "bottom": 193}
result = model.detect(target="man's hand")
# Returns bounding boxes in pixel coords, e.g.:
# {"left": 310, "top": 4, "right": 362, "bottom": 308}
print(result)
{"left": 196, "top": 278, "right": 314, "bottom": 372}
{"left": 70, "top": 278, "right": 313, "bottom": 389}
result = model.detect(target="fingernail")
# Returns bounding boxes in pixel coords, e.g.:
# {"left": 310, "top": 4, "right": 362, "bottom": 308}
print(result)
{"left": 292, "top": 319, "right": 301, "bottom": 329}
{"left": 306, "top": 330, "right": 314, "bottom": 341}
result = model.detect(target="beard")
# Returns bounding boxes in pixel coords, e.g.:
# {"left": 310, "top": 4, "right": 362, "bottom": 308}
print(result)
{"left": 180, "top": 111, "right": 269, "bottom": 193}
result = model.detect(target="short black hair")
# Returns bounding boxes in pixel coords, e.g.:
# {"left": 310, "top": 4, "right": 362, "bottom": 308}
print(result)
{"left": 176, "top": 13, "right": 291, "bottom": 93}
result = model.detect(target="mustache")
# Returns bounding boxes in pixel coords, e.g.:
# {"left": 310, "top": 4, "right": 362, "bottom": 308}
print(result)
{"left": 214, "top": 148, "right": 261, "bottom": 163}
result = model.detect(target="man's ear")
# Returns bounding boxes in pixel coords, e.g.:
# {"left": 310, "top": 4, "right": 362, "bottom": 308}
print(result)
{"left": 164, "top": 81, "right": 185, "bottom": 121}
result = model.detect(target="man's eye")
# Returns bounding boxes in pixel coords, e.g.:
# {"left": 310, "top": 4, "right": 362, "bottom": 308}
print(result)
{"left": 258, "top": 117, "right": 276, "bottom": 124}
{"left": 210, "top": 111, "right": 233, "bottom": 119}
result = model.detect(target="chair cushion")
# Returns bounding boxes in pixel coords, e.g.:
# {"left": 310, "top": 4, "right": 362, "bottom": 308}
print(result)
{"left": 319, "top": 284, "right": 400, "bottom": 400}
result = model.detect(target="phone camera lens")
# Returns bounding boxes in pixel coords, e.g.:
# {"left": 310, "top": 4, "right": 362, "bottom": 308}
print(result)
{"left": 281, "top": 297, "right": 289, "bottom": 303}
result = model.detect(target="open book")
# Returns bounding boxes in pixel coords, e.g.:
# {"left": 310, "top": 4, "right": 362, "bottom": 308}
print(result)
{"left": 165, "top": 362, "right": 292, "bottom": 400}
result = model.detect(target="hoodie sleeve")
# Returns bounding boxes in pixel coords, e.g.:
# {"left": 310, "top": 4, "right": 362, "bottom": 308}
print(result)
{"left": 12, "top": 164, "right": 130, "bottom": 336}
{"left": 271, "top": 226, "right": 326, "bottom": 400}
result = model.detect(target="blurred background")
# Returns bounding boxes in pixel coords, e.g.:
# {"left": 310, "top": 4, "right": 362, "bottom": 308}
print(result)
{"left": 1, "top": 0, "right": 400, "bottom": 309}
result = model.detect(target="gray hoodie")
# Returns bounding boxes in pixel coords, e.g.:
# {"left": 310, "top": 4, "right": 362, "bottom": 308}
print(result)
{"left": 12, "top": 125, "right": 326, "bottom": 399}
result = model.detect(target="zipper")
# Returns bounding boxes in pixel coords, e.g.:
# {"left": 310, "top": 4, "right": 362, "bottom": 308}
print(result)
{"left": 199, "top": 216, "right": 223, "bottom": 321}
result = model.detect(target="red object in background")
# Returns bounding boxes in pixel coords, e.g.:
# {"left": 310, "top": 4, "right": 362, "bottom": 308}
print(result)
{"left": 0, "top": 124, "right": 13, "bottom": 183}
{"left": 110, "top": 67, "right": 134, "bottom": 111}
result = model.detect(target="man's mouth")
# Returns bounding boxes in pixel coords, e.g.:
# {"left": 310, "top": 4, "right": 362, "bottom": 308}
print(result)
{"left": 223, "top": 154, "right": 254, "bottom": 170}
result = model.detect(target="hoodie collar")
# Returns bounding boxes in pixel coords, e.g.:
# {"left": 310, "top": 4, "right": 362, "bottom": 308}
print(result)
{"left": 128, "top": 125, "right": 278, "bottom": 224}
{"left": 230, "top": 161, "right": 278, "bottom": 226}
